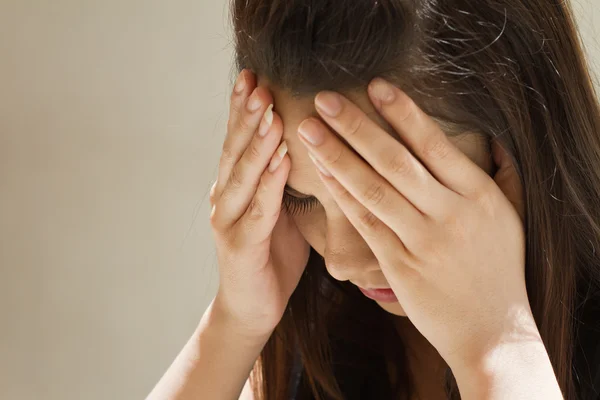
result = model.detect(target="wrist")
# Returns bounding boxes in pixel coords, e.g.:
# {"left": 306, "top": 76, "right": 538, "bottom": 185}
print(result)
{"left": 452, "top": 338, "right": 562, "bottom": 400}
{"left": 205, "top": 295, "right": 275, "bottom": 345}
{"left": 446, "top": 307, "right": 543, "bottom": 376}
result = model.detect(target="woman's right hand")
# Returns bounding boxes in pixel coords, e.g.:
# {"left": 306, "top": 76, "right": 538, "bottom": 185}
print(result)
{"left": 209, "top": 70, "right": 310, "bottom": 339}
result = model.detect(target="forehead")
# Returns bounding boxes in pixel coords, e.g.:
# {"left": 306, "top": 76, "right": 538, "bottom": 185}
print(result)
{"left": 257, "top": 78, "right": 489, "bottom": 195}
{"left": 263, "top": 82, "right": 398, "bottom": 156}
{"left": 259, "top": 80, "right": 395, "bottom": 195}
{"left": 264, "top": 83, "right": 391, "bottom": 134}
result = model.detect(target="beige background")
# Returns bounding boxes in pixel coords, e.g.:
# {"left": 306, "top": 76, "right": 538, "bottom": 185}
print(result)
{"left": 0, "top": 1, "right": 597, "bottom": 399}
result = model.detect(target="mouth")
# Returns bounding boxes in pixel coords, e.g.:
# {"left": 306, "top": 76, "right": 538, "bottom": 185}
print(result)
{"left": 357, "top": 286, "right": 399, "bottom": 303}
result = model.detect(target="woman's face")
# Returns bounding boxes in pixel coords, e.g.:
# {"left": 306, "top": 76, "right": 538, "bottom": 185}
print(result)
{"left": 266, "top": 82, "right": 494, "bottom": 316}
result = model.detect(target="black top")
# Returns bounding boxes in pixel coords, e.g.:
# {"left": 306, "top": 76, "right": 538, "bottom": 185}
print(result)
{"left": 288, "top": 311, "right": 600, "bottom": 399}
{"left": 288, "top": 346, "right": 600, "bottom": 399}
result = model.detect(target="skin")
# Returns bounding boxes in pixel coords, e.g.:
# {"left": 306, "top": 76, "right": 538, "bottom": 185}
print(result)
{"left": 147, "top": 70, "right": 563, "bottom": 400}
{"left": 265, "top": 80, "right": 492, "bottom": 399}
{"left": 283, "top": 76, "right": 557, "bottom": 399}
{"left": 264, "top": 78, "right": 494, "bottom": 318}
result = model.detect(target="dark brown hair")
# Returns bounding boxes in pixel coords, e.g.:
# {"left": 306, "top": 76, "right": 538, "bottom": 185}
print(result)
{"left": 230, "top": 0, "right": 600, "bottom": 398}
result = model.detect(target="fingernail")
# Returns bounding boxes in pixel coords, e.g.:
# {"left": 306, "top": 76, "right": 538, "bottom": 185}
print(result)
{"left": 247, "top": 90, "right": 262, "bottom": 112}
{"left": 258, "top": 104, "right": 273, "bottom": 137}
{"left": 369, "top": 78, "right": 396, "bottom": 104}
{"left": 234, "top": 72, "right": 246, "bottom": 94}
{"left": 315, "top": 92, "right": 342, "bottom": 117}
{"left": 308, "top": 152, "right": 332, "bottom": 177}
{"left": 269, "top": 141, "right": 288, "bottom": 172}
{"left": 298, "top": 119, "right": 325, "bottom": 146}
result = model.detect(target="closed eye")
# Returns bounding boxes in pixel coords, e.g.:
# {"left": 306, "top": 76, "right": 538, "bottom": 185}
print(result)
{"left": 282, "top": 185, "right": 320, "bottom": 216}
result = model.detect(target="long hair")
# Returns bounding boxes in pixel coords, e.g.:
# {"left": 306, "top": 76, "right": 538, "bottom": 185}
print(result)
{"left": 230, "top": 0, "right": 600, "bottom": 398}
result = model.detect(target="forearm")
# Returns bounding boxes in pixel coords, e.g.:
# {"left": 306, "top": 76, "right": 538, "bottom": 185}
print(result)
{"left": 146, "top": 298, "right": 272, "bottom": 400}
{"left": 453, "top": 338, "right": 563, "bottom": 400}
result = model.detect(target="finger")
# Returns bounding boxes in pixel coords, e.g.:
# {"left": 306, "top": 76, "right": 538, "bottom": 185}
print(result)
{"left": 297, "top": 118, "right": 427, "bottom": 244}
{"left": 313, "top": 91, "right": 455, "bottom": 218}
{"left": 227, "top": 69, "right": 254, "bottom": 134}
{"left": 492, "top": 140, "right": 525, "bottom": 221}
{"left": 217, "top": 70, "right": 257, "bottom": 203}
{"left": 212, "top": 109, "right": 284, "bottom": 230}
{"left": 237, "top": 142, "right": 290, "bottom": 243}
{"left": 311, "top": 165, "right": 412, "bottom": 275}
{"left": 209, "top": 180, "right": 217, "bottom": 207}
{"left": 367, "top": 78, "right": 492, "bottom": 198}
{"left": 215, "top": 78, "right": 273, "bottom": 202}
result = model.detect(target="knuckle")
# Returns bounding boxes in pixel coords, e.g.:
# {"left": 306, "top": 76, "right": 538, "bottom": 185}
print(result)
{"left": 323, "top": 146, "right": 345, "bottom": 167}
{"left": 363, "top": 182, "right": 386, "bottom": 206}
{"left": 246, "top": 198, "right": 266, "bottom": 221}
{"left": 221, "top": 146, "right": 237, "bottom": 166}
{"left": 227, "top": 106, "right": 242, "bottom": 130}
{"left": 422, "top": 136, "right": 451, "bottom": 160}
{"left": 209, "top": 206, "right": 224, "bottom": 232}
{"left": 226, "top": 118, "right": 235, "bottom": 133}
{"left": 387, "top": 151, "right": 412, "bottom": 176}
{"left": 255, "top": 175, "right": 269, "bottom": 195}
{"left": 345, "top": 115, "right": 364, "bottom": 137}
{"left": 237, "top": 113, "right": 253, "bottom": 133}
{"left": 209, "top": 208, "right": 218, "bottom": 227}
{"left": 358, "top": 210, "right": 381, "bottom": 231}
{"left": 230, "top": 100, "right": 242, "bottom": 117}
{"left": 246, "top": 140, "right": 262, "bottom": 163}
{"left": 337, "top": 184, "right": 354, "bottom": 202}
{"left": 399, "top": 100, "right": 418, "bottom": 123}
{"left": 228, "top": 166, "right": 244, "bottom": 190}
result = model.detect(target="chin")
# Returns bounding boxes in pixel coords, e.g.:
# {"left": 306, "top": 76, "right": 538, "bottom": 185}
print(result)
{"left": 376, "top": 301, "right": 408, "bottom": 317}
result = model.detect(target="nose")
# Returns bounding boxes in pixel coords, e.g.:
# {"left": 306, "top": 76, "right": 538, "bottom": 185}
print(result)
{"left": 323, "top": 212, "right": 380, "bottom": 282}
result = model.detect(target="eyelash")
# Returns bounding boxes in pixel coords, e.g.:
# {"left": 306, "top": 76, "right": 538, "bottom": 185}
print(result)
{"left": 282, "top": 192, "right": 320, "bottom": 216}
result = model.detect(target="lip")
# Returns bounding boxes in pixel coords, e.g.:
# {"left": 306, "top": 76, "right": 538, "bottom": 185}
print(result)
{"left": 358, "top": 287, "right": 398, "bottom": 303}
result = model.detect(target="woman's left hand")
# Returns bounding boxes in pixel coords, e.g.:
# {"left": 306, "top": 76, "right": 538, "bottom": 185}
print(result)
{"left": 296, "top": 78, "right": 536, "bottom": 371}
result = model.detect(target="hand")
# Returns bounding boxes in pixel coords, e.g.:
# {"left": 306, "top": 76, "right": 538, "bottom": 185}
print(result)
{"left": 295, "top": 78, "right": 536, "bottom": 369}
{"left": 210, "top": 70, "right": 310, "bottom": 339}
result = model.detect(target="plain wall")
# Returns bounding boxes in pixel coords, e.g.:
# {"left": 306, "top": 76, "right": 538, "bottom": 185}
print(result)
{"left": 0, "top": 1, "right": 598, "bottom": 399}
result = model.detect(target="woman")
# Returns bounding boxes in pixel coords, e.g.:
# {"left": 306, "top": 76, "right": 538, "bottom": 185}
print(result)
{"left": 148, "top": 0, "right": 600, "bottom": 398}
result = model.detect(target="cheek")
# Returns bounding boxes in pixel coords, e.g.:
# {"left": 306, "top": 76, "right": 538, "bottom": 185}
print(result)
{"left": 291, "top": 210, "right": 327, "bottom": 256}
{"left": 291, "top": 209, "right": 412, "bottom": 318}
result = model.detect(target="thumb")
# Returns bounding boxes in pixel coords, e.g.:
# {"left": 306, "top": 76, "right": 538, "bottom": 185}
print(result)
{"left": 491, "top": 140, "right": 525, "bottom": 222}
